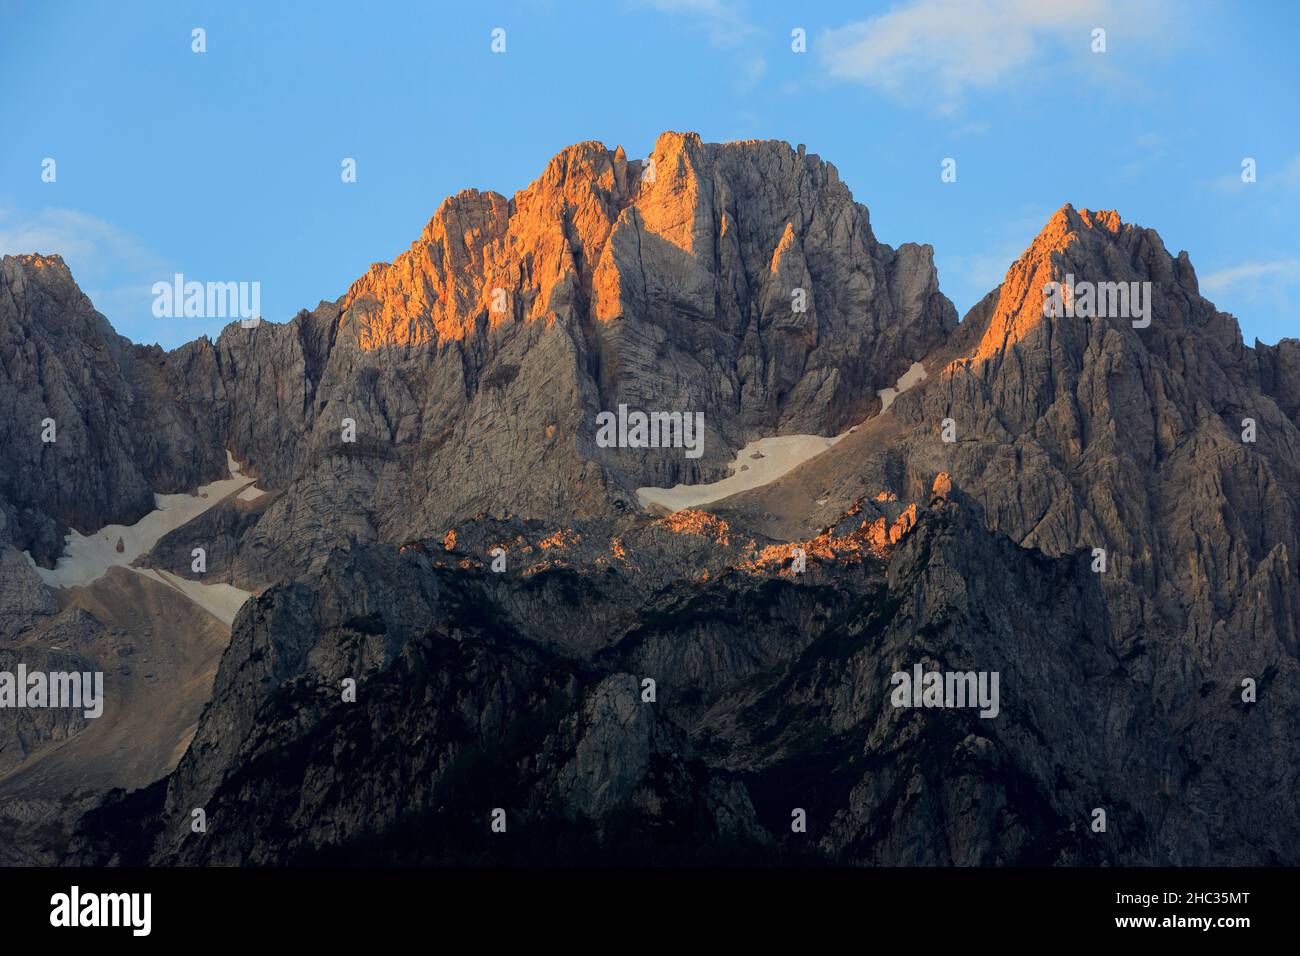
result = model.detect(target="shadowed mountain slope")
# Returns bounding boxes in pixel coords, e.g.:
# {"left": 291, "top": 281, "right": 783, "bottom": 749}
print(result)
{"left": 3, "top": 140, "right": 1299, "bottom": 867}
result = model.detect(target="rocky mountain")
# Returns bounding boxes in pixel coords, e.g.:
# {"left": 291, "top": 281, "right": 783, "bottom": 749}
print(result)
{"left": 3, "top": 135, "right": 1299, "bottom": 867}
{"left": 718, "top": 204, "right": 1300, "bottom": 862}
{"left": 153, "top": 132, "right": 955, "bottom": 584}
{"left": 0, "top": 255, "right": 224, "bottom": 567}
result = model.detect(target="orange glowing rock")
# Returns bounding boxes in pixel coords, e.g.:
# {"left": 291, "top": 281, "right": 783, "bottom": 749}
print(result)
{"left": 734, "top": 494, "right": 927, "bottom": 576}
{"left": 956, "top": 205, "right": 1130, "bottom": 369}
{"left": 932, "top": 473, "right": 953, "bottom": 500}
{"left": 538, "top": 529, "right": 580, "bottom": 550}
{"left": 658, "top": 509, "right": 731, "bottom": 545}
{"left": 335, "top": 132, "right": 803, "bottom": 353}
{"left": 889, "top": 505, "right": 918, "bottom": 544}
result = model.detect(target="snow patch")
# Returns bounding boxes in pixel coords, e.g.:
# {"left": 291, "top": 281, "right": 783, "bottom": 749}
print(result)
{"left": 129, "top": 568, "right": 251, "bottom": 628}
{"left": 876, "top": 361, "right": 927, "bottom": 413}
{"left": 24, "top": 450, "right": 256, "bottom": 590}
{"left": 637, "top": 433, "right": 844, "bottom": 511}
{"left": 636, "top": 361, "right": 928, "bottom": 511}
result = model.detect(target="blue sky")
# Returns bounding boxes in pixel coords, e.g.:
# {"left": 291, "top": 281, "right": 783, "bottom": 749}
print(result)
{"left": 1, "top": 0, "right": 1297, "bottom": 348}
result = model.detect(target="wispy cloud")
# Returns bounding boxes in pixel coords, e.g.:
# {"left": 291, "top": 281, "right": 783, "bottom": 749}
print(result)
{"left": 1277, "top": 156, "right": 1300, "bottom": 190}
{"left": 1201, "top": 258, "right": 1300, "bottom": 295}
{"left": 939, "top": 206, "right": 1057, "bottom": 315}
{"left": 1210, "top": 154, "right": 1300, "bottom": 193}
{"left": 740, "top": 54, "right": 767, "bottom": 88}
{"left": 0, "top": 207, "right": 173, "bottom": 338}
{"left": 1120, "top": 131, "right": 1166, "bottom": 178}
{"left": 948, "top": 244, "right": 1024, "bottom": 290}
{"left": 638, "top": 0, "right": 766, "bottom": 92}
{"left": 639, "top": 0, "right": 756, "bottom": 47}
{"left": 819, "top": 0, "right": 1165, "bottom": 114}
{"left": 1200, "top": 257, "right": 1300, "bottom": 342}
{"left": 0, "top": 207, "right": 161, "bottom": 278}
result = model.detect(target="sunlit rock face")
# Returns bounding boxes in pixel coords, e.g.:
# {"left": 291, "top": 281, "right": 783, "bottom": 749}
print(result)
{"left": 335, "top": 130, "right": 955, "bottom": 445}
{"left": 895, "top": 204, "right": 1300, "bottom": 656}
{"left": 11, "top": 140, "right": 1300, "bottom": 869}
{"left": 154, "top": 133, "right": 956, "bottom": 582}
{"left": 341, "top": 132, "right": 954, "bottom": 394}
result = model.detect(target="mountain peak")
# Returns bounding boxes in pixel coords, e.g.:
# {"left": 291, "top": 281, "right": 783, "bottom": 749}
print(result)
{"left": 1044, "top": 203, "right": 1124, "bottom": 236}
{"left": 955, "top": 204, "right": 1189, "bottom": 364}
{"left": 336, "top": 133, "right": 948, "bottom": 358}
{"left": 3, "top": 252, "right": 69, "bottom": 270}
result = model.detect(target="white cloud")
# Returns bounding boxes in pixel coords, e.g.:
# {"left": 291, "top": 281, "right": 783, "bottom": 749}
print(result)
{"left": 1120, "top": 131, "right": 1166, "bottom": 178}
{"left": 0, "top": 207, "right": 164, "bottom": 283}
{"left": 640, "top": 0, "right": 756, "bottom": 47}
{"left": 1209, "top": 156, "right": 1300, "bottom": 194}
{"left": 0, "top": 207, "right": 174, "bottom": 340}
{"left": 947, "top": 244, "right": 1025, "bottom": 292}
{"left": 1201, "top": 258, "right": 1300, "bottom": 295}
{"left": 1278, "top": 155, "right": 1300, "bottom": 190}
{"left": 938, "top": 206, "right": 1057, "bottom": 316}
{"left": 819, "top": 0, "right": 1163, "bottom": 113}
{"left": 639, "top": 0, "right": 766, "bottom": 92}
{"left": 1200, "top": 257, "right": 1300, "bottom": 344}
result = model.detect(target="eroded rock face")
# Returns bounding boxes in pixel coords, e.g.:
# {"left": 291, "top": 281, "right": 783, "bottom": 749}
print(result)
{"left": 338, "top": 132, "right": 954, "bottom": 436}
{"left": 0, "top": 546, "right": 55, "bottom": 636}
{"left": 157, "top": 133, "right": 955, "bottom": 583}
{"left": 2, "top": 135, "right": 954, "bottom": 587}
{"left": 0, "top": 255, "right": 224, "bottom": 566}
{"left": 891, "top": 205, "right": 1300, "bottom": 665}
{"left": 720, "top": 204, "right": 1300, "bottom": 861}
{"left": 71, "top": 483, "right": 1300, "bottom": 866}
{"left": 6, "top": 144, "right": 1300, "bottom": 868}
